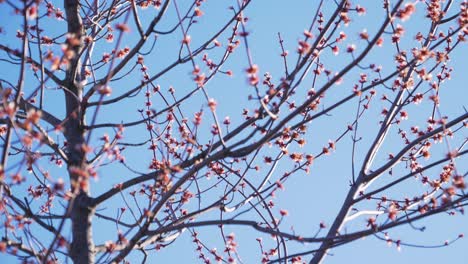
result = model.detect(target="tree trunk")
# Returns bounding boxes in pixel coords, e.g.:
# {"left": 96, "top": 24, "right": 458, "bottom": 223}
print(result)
{"left": 64, "top": 0, "right": 95, "bottom": 263}
{"left": 69, "top": 193, "right": 95, "bottom": 264}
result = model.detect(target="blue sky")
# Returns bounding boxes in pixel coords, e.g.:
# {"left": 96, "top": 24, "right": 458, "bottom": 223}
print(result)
{"left": 0, "top": 0, "right": 467, "bottom": 263}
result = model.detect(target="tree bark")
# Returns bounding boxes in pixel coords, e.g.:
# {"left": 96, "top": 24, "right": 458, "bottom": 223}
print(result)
{"left": 69, "top": 193, "right": 95, "bottom": 264}
{"left": 64, "top": 0, "right": 94, "bottom": 263}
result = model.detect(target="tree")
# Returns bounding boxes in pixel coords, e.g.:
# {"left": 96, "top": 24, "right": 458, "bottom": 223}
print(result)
{"left": 0, "top": 0, "right": 467, "bottom": 263}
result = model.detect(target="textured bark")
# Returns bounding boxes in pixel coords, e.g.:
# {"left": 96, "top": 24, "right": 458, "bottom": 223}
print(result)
{"left": 64, "top": 0, "right": 94, "bottom": 263}
{"left": 69, "top": 193, "right": 95, "bottom": 264}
